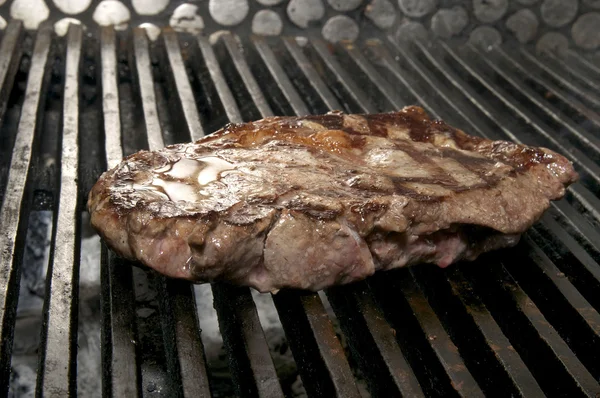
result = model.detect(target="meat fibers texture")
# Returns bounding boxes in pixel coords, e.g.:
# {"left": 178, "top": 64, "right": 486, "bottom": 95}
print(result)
{"left": 87, "top": 106, "right": 578, "bottom": 292}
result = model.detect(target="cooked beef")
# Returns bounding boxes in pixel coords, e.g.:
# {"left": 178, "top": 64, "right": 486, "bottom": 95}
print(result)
{"left": 87, "top": 106, "right": 578, "bottom": 292}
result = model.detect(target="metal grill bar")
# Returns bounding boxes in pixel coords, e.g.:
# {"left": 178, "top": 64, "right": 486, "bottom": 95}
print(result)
{"left": 470, "top": 46, "right": 600, "bottom": 156}
{"left": 385, "top": 39, "right": 500, "bottom": 140}
{"left": 495, "top": 48, "right": 600, "bottom": 129}
{"left": 0, "top": 23, "right": 52, "bottom": 393}
{"left": 476, "top": 262, "right": 600, "bottom": 395}
{"left": 101, "top": 28, "right": 123, "bottom": 169}
{"left": 219, "top": 33, "right": 274, "bottom": 118}
{"left": 359, "top": 46, "right": 556, "bottom": 393}
{"left": 197, "top": 35, "right": 243, "bottom": 124}
{"left": 244, "top": 37, "right": 367, "bottom": 397}
{"left": 381, "top": 40, "right": 600, "bottom": 248}
{"left": 163, "top": 29, "right": 205, "bottom": 141}
{"left": 282, "top": 37, "right": 342, "bottom": 111}
{"left": 341, "top": 42, "right": 406, "bottom": 109}
{"left": 326, "top": 283, "right": 425, "bottom": 397}
{"left": 523, "top": 50, "right": 600, "bottom": 100}
{"left": 253, "top": 37, "right": 310, "bottom": 116}
{"left": 290, "top": 35, "right": 506, "bottom": 396}
{"left": 161, "top": 32, "right": 284, "bottom": 396}
{"left": 539, "top": 213, "right": 600, "bottom": 283}
{"left": 273, "top": 291, "right": 362, "bottom": 398}
{"left": 567, "top": 51, "right": 600, "bottom": 79}
{"left": 212, "top": 285, "right": 284, "bottom": 397}
{"left": 442, "top": 43, "right": 600, "bottom": 187}
{"left": 401, "top": 271, "right": 484, "bottom": 397}
{"left": 1, "top": 28, "right": 599, "bottom": 397}
{"left": 450, "top": 47, "right": 600, "bottom": 222}
{"left": 0, "top": 21, "right": 22, "bottom": 126}
{"left": 131, "top": 28, "right": 214, "bottom": 397}
{"left": 330, "top": 36, "right": 600, "bottom": 394}
{"left": 38, "top": 25, "right": 83, "bottom": 397}
{"left": 99, "top": 27, "right": 140, "bottom": 398}
{"left": 133, "top": 29, "right": 163, "bottom": 151}
{"left": 387, "top": 40, "right": 600, "bottom": 279}
{"left": 310, "top": 39, "right": 376, "bottom": 113}
{"left": 279, "top": 36, "right": 426, "bottom": 396}
{"left": 521, "top": 234, "right": 600, "bottom": 336}
{"left": 155, "top": 31, "right": 214, "bottom": 397}
{"left": 368, "top": 41, "right": 440, "bottom": 118}
{"left": 544, "top": 52, "right": 600, "bottom": 95}
{"left": 446, "top": 269, "right": 545, "bottom": 397}
{"left": 409, "top": 40, "right": 600, "bottom": 224}
{"left": 373, "top": 38, "right": 600, "bottom": 387}
{"left": 157, "top": 278, "right": 212, "bottom": 397}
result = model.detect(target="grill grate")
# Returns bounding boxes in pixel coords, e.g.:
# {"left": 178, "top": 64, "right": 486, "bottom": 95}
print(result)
{"left": 1, "top": 20, "right": 600, "bottom": 397}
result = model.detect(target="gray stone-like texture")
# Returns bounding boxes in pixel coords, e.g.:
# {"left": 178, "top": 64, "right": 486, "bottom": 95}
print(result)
{"left": 473, "top": 0, "right": 508, "bottom": 23}
{"left": 572, "top": 13, "right": 600, "bottom": 50}
{"left": 398, "top": 0, "right": 436, "bottom": 18}
{"left": 256, "top": 0, "right": 284, "bottom": 5}
{"left": 252, "top": 9, "right": 283, "bottom": 35}
{"left": 540, "top": 0, "right": 578, "bottom": 28}
{"left": 209, "top": 0, "right": 249, "bottom": 26}
{"left": 469, "top": 26, "right": 502, "bottom": 49}
{"left": 328, "top": 0, "right": 363, "bottom": 11}
{"left": 583, "top": 0, "right": 600, "bottom": 9}
{"left": 394, "top": 20, "right": 428, "bottom": 42}
{"left": 322, "top": 15, "right": 360, "bottom": 42}
{"left": 364, "top": 0, "right": 396, "bottom": 29}
{"left": 506, "top": 9, "right": 538, "bottom": 43}
{"left": 431, "top": 6, "right": 468, "bottom": 39}
{"left": 287, "top": 0, "right": 325, "bottom": 28}
{"left": 536, "top": 32, "right": 569, "bottom": 57}
{"left": 516, "top": 0, "right": 539, "bottom": 4}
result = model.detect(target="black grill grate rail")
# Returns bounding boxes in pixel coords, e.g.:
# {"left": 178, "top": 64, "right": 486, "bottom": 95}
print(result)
{"left": 37, "top": 24, "right": 83, "bottom": 397}
{"left": 0, "top": 25, "right": 599, "bottom": 397}
{"left": 0, "top": 21, "right": 53, "bottom": 397}
{"left": 100, "top": 25, "right": 141, "bottom": 398}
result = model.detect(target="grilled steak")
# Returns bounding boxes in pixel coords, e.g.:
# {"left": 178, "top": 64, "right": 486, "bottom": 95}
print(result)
{"left": 88, "top": 106, "right": 577, "bottom": 292}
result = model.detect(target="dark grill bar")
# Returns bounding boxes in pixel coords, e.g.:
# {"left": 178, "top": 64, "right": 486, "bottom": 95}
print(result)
{"left": 497, "top": 48, "right": 600, "bottom": 130}
{"left": 38, "top": 24, "right": 82, "bottom": 397}
{"left": 445, "top": 269, "right": 544, "bottom": 397}
{"left": 0, "top": 24, "right": 600, "bottom": 398}
{"left": 0, "top": 21, "right": 52, "bottom": 397}
{"left": 100, "top": 25, "right": 140, "bottom": 398}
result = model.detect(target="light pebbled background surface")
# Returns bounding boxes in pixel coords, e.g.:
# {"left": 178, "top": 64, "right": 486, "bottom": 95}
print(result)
{"left": 0, "top": 0, "right": 597, "bottom": 57}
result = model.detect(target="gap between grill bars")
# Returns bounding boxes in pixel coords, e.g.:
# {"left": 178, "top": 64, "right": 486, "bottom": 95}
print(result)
{"left": 0, "top": 25, "right": 599, "bottom": 397}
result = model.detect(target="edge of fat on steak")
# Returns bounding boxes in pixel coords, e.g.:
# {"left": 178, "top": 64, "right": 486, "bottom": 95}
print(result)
{"left": 87, "top": 106, "right": 578, "bottom": 293}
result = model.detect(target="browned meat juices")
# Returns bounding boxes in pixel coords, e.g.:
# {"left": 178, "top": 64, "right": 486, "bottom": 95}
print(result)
{"left": 87, "top": 106, "right": 578, "bottom": 292}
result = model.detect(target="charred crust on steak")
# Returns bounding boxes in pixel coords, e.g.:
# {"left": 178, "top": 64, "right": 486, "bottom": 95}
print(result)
{"left": 88, "top": 106, "right": 578, "bottom": 292}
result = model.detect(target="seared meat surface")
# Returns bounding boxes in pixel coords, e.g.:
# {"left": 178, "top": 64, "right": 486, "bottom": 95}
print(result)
{"left": 88, "top": 106, "right": 577, "bottom": 292}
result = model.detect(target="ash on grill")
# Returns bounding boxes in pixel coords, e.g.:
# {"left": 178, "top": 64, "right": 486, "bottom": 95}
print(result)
{"left": 1, "top": 21, "right": 600, "bottom": 398}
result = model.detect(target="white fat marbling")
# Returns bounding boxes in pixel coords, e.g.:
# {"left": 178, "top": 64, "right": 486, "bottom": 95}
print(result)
{"left": 0, "top": 15, "right": 6, "bottom": 30}
{"left": 151, "top": 179, "right": 200, "bottom": 202}
{"left": 164, "top": 157, "right": 204, "bottom": 179}
{"left": 196, "top": 157, "right": 236, "bottom": 185}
